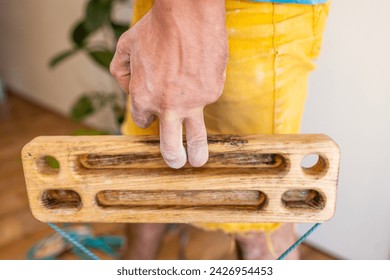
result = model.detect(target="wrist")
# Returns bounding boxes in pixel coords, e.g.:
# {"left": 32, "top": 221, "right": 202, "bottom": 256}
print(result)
{"left": 152, "top": 0, "right": 226, "bottom": 28}
{"left": 154, "top": 0, "right": 225, "bottom": 11}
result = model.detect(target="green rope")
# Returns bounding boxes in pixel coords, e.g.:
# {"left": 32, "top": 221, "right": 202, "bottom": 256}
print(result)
{"left": 37, "top": 223, "right": 321, "bottom": 260}
{"left": 277, "top": 223, "right": 321, "bottom": 260}
{"left": 47, "top": 223, "right": 101, "bottom": 260}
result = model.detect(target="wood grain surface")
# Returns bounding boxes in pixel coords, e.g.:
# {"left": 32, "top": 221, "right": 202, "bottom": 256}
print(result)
{"left": 21, "top": 134, "right": 340, "bottom": 223}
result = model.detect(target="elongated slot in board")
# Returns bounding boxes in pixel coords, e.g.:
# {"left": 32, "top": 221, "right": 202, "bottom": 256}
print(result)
{"left": 78, "top": 153, "right": 286, "bottom": 169}
{"left": 42, "top": 190, "right": 82, "bottom": 210}
{"left": 96, "top": 190, "right": 267, "bottom": 210}
{"left": 281, "top": 189, "right": 325, "bottom": 210}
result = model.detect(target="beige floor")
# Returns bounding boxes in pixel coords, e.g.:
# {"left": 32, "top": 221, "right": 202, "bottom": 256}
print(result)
{"left": 0, "top": 93, "right": 335, "bottom": 260}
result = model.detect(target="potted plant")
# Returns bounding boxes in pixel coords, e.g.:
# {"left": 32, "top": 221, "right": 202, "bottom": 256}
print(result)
{"left": 50, "top": 0, "right": 129, "bottom": 133}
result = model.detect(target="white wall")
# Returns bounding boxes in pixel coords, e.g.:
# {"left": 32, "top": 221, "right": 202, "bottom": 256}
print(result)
{"left": 0, "top": 0, "right": 131, "bottom": 132}
{"left": 299, "top": 0, "right": 390, "bottom": 259}
{"left": 1, "top": 0, "right": 389, "bottom": 259}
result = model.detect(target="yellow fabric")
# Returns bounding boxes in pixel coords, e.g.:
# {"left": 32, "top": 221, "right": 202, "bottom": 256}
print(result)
{"left": 122, "top": 0, "right": 330, "bottom": 233}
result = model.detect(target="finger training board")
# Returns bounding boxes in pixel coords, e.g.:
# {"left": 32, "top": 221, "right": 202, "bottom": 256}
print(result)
{"left": 21, "top": 134, "right": 340, "bottom": 223}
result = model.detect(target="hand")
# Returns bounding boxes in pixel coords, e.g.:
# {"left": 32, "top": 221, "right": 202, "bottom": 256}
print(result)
{"left": 110, "top": 0, "right": 228, "bottom": 168}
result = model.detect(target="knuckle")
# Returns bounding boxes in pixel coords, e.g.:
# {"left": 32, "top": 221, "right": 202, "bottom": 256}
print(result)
{"left": 109, "top": 61, "right": 118, "bottom": 77}
{"left": 131, "top": 111, "right": 149, "bottom": 128}
{"left": 134, "top": 119, "right": 149, "bottom": 129}
{"left": 110, "top": 34, "right": 131, "bottom": 78}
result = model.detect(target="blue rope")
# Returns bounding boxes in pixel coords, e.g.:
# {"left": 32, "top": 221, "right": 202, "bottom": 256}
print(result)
{"left": 47, "top": 223, "right": 100, "bottom": 260}
{"left": 277, "top": 223, "right": 321, "bottom": 260}
{"left": 46, "top": 222, "right": 321, "bottom": 260}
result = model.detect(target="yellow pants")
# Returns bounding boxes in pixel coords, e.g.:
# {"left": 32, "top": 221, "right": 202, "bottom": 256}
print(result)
{"left": 122, "top": 0, "right": 330, "bottom": 233}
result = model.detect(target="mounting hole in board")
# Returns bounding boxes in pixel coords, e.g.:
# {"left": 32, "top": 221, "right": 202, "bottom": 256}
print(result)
{"left": 301, "top": 153, "right": 328, "bottom": 178}
{"left": 37, "top": 156, "right": 60, "bottom": 175}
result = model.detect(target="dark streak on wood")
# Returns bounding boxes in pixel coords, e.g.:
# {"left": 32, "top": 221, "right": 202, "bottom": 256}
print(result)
{"left": 138, "top": 135, "right": 248, "bottom": 147}
{"left": 206, "top": 135, "right": 248, "bottom": 146}
{"left": 208, "top": 153, "right": 279, "bottom": 166}
{"left": 138, "top": 138, "right": 160, "bottom": 145}
{"left": 85, "top": 153, "right": 159, "bottom": 167}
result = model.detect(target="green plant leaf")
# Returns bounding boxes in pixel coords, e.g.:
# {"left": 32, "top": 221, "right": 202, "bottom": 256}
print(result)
{"left": 49, "top": 49, "right": 79, "bottom": 68}
{"left": 85, "top": 0, "right": 112, "bottom": 32}
{"left": 72, "top": 21, "right": 90, "bottom": 46}
{"left": 88, "top": 49, "right": 114, "bottom": 70}
{"left": 71, "top": 95, "right": 95, "bottom": 121}
{"left": 111, "top": 21, "right": 128, "bottom": 40}
{"left": 44, "top": 156, "right": 60, "bottom": 169}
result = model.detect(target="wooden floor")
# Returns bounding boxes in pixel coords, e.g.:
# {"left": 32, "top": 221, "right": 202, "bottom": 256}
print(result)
{"left": 0, "top": 92, "right": 336, "bottom": 260}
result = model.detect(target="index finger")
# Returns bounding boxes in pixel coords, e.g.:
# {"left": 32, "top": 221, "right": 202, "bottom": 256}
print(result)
{"left": 159, "top": 112, "right": 187, "bottom": 169}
